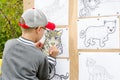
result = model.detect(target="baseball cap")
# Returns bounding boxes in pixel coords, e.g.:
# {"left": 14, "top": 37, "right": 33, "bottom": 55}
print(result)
{"left": 19, "top": 8, "right": 55, "bottom": 30}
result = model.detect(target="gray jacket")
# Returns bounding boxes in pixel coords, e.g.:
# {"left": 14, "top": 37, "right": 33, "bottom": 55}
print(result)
{"left": 1, "top": 37, "right": 56, "bottom": 80}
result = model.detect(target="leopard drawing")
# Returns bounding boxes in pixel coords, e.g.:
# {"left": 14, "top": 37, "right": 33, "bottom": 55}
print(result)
{"left": 42, "top": 29, "right": 63, "bottom": 55}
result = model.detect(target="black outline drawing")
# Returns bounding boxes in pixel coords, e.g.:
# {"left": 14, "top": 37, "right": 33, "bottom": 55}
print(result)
{"left": 79, "top": 0, "right": 101, "bottom": 17}
{"left": 49, "top": 65, "right": 69, "bottom": 80}
{"left": 78, "top": 0, "right": 120, "bottom": 17}
{"left": 79, "top": 20, "right": 116, "bottom": 47}
{"left": 86, "top": 57, "right": 113, "bottom": 80}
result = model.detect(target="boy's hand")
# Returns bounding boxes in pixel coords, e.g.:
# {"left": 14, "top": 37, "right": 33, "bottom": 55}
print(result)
{"left": 49, "top": 46, "right": 59, "bottom": 58}
{"left": 35, "top": 42, "right": 44, "bottom": 49}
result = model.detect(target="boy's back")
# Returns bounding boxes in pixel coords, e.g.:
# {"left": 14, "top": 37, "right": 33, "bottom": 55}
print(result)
{"left": 1, "top": 38, "right": 49, "bottom": 80}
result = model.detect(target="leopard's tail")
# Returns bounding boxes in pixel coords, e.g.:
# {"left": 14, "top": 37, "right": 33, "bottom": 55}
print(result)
{"left": 60, "top": 72, "right": 69, "bottom": 79}
{"left": 79, "top": 30, "right": 86, "bottom": 38}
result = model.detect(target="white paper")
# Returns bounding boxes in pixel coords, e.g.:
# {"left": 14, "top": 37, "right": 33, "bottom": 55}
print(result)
{"left": 34, "top": 0, "right": 69, "bottom": 25}
{"left": 50, "top": 59, "right": 70, "bottom": 80}
{"left": 77, "top": 16, "right": 120, "bottom": 49}
{"left": 79, "top": 52, "right": 120, "bottom": 80}
{"left": 55, "top": 28, "right": 69, "bottom": 57}
{"left": 42, "top": 28, "right": 69, "bottom": 57}
{"left": 78, "top": 0, "right": 120, "bottom": 17}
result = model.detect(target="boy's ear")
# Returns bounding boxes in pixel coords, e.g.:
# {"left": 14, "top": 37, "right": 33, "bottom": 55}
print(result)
{"left": 37, "top": 26, "right": 42, "bottom": 31}
{"left": 35, "top": 27, "right": 41, "bottom": 33}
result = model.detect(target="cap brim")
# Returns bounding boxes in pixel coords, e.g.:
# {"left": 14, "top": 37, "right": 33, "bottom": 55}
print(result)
{"left": 45, "top": 22, "right": 56, "bottom": 30}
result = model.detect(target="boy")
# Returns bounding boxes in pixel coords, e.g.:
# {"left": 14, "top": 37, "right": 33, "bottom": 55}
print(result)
{"left": 1, "top": 8, "right": 59, "bottom": 80}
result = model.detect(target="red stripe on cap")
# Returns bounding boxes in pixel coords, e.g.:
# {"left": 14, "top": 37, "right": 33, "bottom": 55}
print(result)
{"left": 45, "top": 22, "right": 56, "bottom": 30}
{"left": 19, "top": 23, "right": 29, "bottom": 28}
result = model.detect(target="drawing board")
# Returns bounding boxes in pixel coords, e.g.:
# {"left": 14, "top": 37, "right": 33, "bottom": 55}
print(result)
{"left": 77, "top": 16, "right": 120, "bottom": 49}
{"left": 79, "top": 52, "right": 120, "bottom": 80}
{"left": 34, "top": 0, "right": 69, "bottom": 25}
{"left": 41, "top": 28, "right": 69, "bottom": 57}
{"left": 78, "top": 0, "right": 120, "bottom": 17}
{"left": 23, "top": 0, "right": 120, "bottom": 80}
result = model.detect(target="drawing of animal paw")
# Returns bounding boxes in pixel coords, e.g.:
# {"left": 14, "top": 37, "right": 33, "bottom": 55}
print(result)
{"left": 99, "top": 42, "right": 105, "bottom": 47}
{"left": 79, "top": 8, "right": 90, "bottom": 17}
{"left": 84, "top": 39, "right": 91, "bottom": 47}
{"left": 90, "top": 40, "right": 96, "bottom": 46}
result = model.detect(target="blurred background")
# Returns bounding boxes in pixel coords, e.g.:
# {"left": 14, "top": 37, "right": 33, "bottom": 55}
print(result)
{"left": 0, "top": 0, "right": 23, "bottom": 58}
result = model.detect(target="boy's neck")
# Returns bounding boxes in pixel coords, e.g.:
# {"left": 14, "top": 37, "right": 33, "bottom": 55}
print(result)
{"left": 21, "top": 34, "right": 36, "bottom": 43}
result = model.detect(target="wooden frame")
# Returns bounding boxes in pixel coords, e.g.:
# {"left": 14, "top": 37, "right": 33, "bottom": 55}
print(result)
{"left": 23, "top": 0, "right": 120, "bottom": 80}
